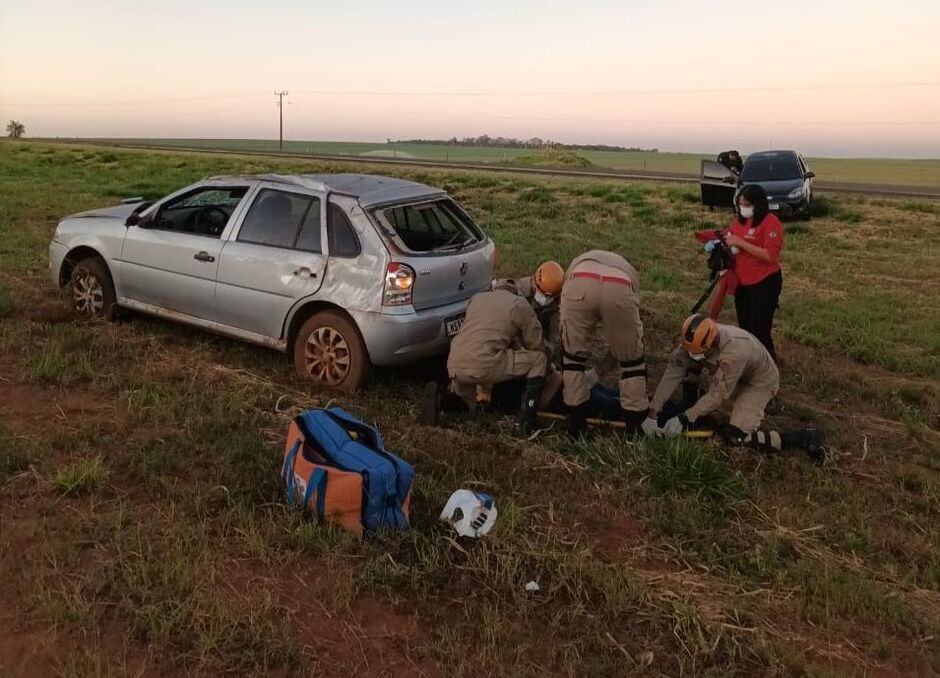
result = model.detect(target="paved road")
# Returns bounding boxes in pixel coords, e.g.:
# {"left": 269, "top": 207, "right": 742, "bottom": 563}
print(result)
{"left": 45, "top": 140, "right": 940, "bottom": 199}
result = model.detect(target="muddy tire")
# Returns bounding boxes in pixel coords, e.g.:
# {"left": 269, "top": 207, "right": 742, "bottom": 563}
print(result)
{"left": 293, "top": 310, "right": 371, "bottom": 391}
{"left": 67, "top": 256, "right": 117, "bottom": 320}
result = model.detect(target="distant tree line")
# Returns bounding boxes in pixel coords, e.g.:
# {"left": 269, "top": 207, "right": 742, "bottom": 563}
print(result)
{"left": 391, "top": 135, "right": 657, "bottom": 153}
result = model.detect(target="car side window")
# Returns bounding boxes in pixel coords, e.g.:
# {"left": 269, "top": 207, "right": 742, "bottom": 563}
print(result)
{"left": 294, "top": 201, "right": 322, "bottom": 253}
{"left": 327, "top": 203, "right": 360, "bottom": 258}
{"left": 152, "top": 187, "right": 247, "bottom": 238}
{"left": 237, "top": 189, "right": 321, "bottom": 250}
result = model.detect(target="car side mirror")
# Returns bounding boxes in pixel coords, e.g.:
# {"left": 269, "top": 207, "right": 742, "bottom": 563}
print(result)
{"left": 125, "top": 212, "right": 152, "bottom": 228}
{"left": 804, "top": 171, "right": 815, "bottom": 179}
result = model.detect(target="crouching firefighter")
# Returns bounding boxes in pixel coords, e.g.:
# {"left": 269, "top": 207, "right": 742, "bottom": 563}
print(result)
{"left": 560, "top": 250, "right": 648, "bottom": 437}
{"left": 645, "top": 314, "right": 825, "bottom": 462}
{"left": 515, "top": 260, "right": 565, "bottom": 369}
{"left": 422, "top": 280, "right": 547, "bottom": 432}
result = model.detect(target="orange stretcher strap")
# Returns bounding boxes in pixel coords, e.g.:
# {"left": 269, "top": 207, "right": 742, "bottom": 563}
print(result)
{"left": 571, "top": 271, "right": 633, "bottom": 286}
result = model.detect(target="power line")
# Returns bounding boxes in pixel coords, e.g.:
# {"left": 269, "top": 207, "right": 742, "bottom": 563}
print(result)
{"left": 289, "top": 82, "right": 940, "bottom": 97}
{"left": 0, "top": 92, "right": 268, "bottom": 108}
{"left": 3, "top": 81, "right": 939, "bottom": 108}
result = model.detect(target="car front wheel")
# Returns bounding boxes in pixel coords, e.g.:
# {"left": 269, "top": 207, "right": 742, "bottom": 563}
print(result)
{"left": 68, "top": 256, "right": 117, "bottom": 320}
{"left": 293, "top": 310, "right": 371, "bottom": 391}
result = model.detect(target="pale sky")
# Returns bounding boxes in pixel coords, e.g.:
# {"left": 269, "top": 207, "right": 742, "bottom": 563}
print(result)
{"left": 2, "top": 0, "right": 939, "bottom": 157}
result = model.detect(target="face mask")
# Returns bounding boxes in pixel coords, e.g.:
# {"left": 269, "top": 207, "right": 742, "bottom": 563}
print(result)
{"left": 739, "top": 206, "right": 754, "bottom": 219}
{"left": 533, "top": 289, "right": 552, "bottom": 307}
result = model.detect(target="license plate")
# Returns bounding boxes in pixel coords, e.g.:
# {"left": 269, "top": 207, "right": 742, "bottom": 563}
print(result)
{"left": 445, "top": 315, "right": 465, "bottom": 337}
{"left": 769, "top": 202, "right": 780, "bottom": 210}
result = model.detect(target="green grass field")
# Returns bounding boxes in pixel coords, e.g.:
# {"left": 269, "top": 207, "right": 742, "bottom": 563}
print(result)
{"left": 1, "top": 140, "right": 938, "bottom": 676}
{"left": 64, "top": 137, "right": 940, "bottom": 187}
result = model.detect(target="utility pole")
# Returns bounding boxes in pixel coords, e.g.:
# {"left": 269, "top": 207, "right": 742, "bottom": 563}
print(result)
{"left": 274, "top": 90, "right": 289, "bottom": 151}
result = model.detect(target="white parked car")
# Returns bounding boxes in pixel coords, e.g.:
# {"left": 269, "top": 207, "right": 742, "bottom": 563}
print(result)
{"left": 49, "top": 173, "right": 496, "bottom": 389}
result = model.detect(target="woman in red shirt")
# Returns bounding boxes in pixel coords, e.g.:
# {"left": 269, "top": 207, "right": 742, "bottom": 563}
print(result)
{"left": 724, "top": 184, "right": 784, "bottom": 361}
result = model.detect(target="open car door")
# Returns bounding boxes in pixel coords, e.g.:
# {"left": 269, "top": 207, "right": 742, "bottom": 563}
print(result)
{"left": 700, "top": 160, "right": 737, "bottom": 208}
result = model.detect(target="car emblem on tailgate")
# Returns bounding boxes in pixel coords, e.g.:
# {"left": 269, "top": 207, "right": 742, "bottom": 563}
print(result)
{"left": 459, "top": 262, "right": 469, "bottom": 276}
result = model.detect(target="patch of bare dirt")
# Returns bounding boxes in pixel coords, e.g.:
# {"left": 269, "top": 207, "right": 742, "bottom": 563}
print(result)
{"left": 582, "top": 512, "right": 645, "bottom": 561}
{"left": 230, "top": 560, "right": 441, "bottom": 678}
{"left": 0, "top": 361, "right": 119, "bottom": 439}
{"left": 0, "top": 611, "right": 57, "bottom": 677}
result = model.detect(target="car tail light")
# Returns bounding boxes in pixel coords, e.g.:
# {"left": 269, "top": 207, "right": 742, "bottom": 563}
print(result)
{"left": 383, "top": 262, "right": 415, "bottom": 306}
{"left": 492, "top": 245, "right": 499, "bottom": 273}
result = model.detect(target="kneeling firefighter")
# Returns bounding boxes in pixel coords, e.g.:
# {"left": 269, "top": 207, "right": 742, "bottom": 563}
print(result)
{"left": 644, "top": 314, "right": 825, "bottom": 462}
{"left": 560, "top": 250, "right": 648, "bottom": 437}
{"left": 515, "top": 261, "right": 565, "bottom": 370}
{"left": 422, "top": 280, "right": 547, "bottom": 432}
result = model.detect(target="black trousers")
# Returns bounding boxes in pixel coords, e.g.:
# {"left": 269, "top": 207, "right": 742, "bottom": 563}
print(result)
{"left": 734, "top": 270, "right": 782, "bottom": 361}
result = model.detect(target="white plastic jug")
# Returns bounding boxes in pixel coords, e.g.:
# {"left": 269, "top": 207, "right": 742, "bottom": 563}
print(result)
{"left": 440, "top": 489, "right": 497, "bottom": 538}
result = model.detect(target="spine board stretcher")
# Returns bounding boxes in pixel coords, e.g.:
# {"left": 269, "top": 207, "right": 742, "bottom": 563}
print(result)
{"left": 536, "top": 411, "right": 713, "bottom": 438}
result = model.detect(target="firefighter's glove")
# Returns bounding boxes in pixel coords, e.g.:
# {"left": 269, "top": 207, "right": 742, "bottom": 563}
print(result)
{"left": 662, "top": 413, "right": 690, "bottom": 437}
{"left": 641, "top": 417, "right": 662, "bottom": 438}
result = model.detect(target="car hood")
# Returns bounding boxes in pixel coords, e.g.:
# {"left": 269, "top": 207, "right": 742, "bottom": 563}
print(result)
{"left": 66, "top": 202, "right": 144, "bottom": 220}
{"left": 740, "top": 179, "right": 804, "bottom": 198}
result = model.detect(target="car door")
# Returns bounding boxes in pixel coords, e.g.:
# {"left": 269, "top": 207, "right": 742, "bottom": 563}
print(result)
{"left": 119, "top": 184, "right": 251, "bottom": 320}
{"left": 700, "top": 159, "right": 737, "bottom": 208}
{"left": 214, "top": 185, "right": 327, "bottom": 339}
{"left": 799, "top": 154, "right": 815, "bottom": 194}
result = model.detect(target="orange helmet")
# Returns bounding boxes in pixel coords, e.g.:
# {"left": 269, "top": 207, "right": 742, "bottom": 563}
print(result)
{"left": 681, "top": 314, "right": 718, "bottom": 356}
{"left": 534, "top": 261, "right": 565, "bottom": 296}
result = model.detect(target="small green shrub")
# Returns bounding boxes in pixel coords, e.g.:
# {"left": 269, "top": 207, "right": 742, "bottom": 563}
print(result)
{"left": 51, "top": 455, "right": 107, "bottom": 495}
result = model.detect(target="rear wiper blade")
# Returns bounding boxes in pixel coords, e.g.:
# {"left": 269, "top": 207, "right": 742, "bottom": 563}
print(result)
{"left": 432, "top": 235, "right": 474, "bottom": 252}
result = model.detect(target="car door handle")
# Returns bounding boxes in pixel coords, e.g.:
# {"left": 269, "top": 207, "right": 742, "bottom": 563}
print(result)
{"left": 293, "top": 266, "right": 317, "bottom": 278}
{"left": 193, "top": 251, "right": 215, "bottom": 262}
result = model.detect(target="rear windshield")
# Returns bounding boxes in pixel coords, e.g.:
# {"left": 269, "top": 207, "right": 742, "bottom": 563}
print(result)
{"left": 741, "top": 155, "right": 802, "bottom": 182}
{"left": 376, "top": 199, "right": 483, "bottom": 253}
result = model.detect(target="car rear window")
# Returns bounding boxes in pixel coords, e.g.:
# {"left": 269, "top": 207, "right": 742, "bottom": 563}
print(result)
{"left": 741, "top": 155, "right": 802, "bottom": 182}
{"left": 377, "top": 199, "right": 483, "bottom": 253}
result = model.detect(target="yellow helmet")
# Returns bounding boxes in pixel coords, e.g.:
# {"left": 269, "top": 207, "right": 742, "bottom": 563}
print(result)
{"left": 534, "top": 261, "right": 565, "bottom": 296}
{"left": 681, "top": 314, "right": 718, "bottom": 356}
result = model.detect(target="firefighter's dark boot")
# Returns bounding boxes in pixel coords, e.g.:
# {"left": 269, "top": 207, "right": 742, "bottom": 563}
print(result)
{"left": 420, "top": 381, "right": 442, "bottom": 426}
{"left": 515, "top": 376, "right": 545, "bottom": 435}
{"left": 804, "top": 429, "right": 826, "bottom": 465}
{"left": 782, "top": 429, "right": 826, "bottom": 465}
{"left": 422, "top": 381, "right": 472, "bottom": 426}
{"left": 620, "top": 408, "right": 648, "bottom": 437}
{"left": 566, "top": 401, "right": 591, "bottom": 439}
{"left": 719, "top": 423, "right": 748, "bottom": 447}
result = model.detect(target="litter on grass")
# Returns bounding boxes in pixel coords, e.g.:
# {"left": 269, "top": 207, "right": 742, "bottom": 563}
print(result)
{"left": 440, "top": 489, "right": 497, "bottom": 538}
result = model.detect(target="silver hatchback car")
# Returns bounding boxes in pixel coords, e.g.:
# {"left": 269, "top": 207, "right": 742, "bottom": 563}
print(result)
{"left": 49, "top": 173, "right": 496, "bottom": 389}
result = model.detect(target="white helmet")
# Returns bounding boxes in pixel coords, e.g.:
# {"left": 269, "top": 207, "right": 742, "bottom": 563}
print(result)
{"left": 440, "top": 490, "right": 497, "bottom": 538}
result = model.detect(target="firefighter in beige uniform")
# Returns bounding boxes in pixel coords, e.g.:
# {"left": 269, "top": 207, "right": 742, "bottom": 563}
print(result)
{"left": 445, "top": 281, "right": 547, "bottom": 431}
{"left": 644, "top": 314, "right": 825, "bottom": 461}
{"left": 514, "top": 261, "right": 565, "bottom": 370}
{"left": 560, "top": 250, "right": 648, "bottom": 436}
